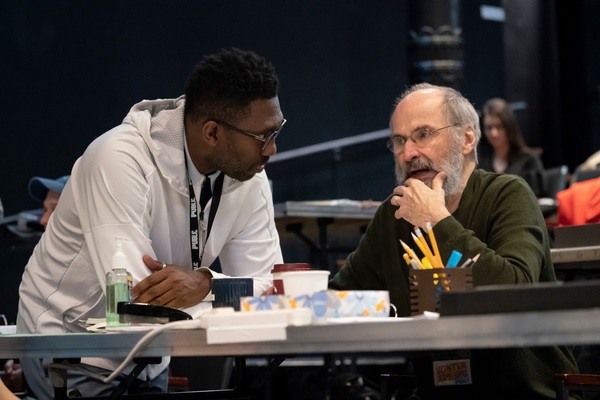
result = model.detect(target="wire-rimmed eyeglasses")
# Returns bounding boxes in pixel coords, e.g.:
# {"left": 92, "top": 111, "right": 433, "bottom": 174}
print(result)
{"left": 386, "top": 124, "right": 458, "bottom": 153}
{"left": 213, "top": 118, "right": 286, "bottom": 151}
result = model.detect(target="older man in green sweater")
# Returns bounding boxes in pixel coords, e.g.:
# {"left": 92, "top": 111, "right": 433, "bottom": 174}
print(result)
{"left": 329, "top": 83, "right": 579, "bottom": 399}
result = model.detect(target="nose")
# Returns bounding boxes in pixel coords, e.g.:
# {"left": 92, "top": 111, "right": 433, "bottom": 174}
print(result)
{"left": 401, "top": 140, "right": 421, "bottom": 162}
{"left": 486, "top": 126, "right": 499, "bottom": 137}
{"left": 261, "top": 140, "right": 277, "bottom": 156}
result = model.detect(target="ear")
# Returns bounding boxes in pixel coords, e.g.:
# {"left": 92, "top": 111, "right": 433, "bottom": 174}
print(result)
{"left": 462, "top": 126, "right": 476, "bottom": 155}
{"left": 202, "top": 120, "right": 220, "bottom": 147}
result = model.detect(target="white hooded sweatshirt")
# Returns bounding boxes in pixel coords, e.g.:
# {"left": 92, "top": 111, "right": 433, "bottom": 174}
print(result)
{"left": 17, "top": 97, "right": 282, "bottom": 396}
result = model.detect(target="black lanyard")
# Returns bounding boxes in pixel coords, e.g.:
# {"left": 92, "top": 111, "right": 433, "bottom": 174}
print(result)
{"left": 185, "top": 157, "right": 224, "bottom": 271}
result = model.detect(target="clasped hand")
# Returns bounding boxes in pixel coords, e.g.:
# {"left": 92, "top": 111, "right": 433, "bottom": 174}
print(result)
{"left": 391, "top": 172, "right": 450, "bottom": 228}
{"left": 132, "top": 255, "right": 212, "bottom": 309}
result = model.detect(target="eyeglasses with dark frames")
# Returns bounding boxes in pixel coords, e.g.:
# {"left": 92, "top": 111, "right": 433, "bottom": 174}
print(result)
{"left": 386, "top": 124, "right": 458, "bottom": 153}
{"left": 213, "top": 118, "right": 287, "bottom": 151}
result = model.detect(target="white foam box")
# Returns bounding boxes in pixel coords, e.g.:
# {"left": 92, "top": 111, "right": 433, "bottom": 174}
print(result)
{"left": 199, "top": 307, "right": 312, "bottom": 344}
{"left": 198, "top": 307, "right": 311, "bottom": 329}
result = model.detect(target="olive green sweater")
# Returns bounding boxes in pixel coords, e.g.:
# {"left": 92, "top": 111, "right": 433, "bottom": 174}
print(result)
{"left": 330, "top": 169, "right": 579, "bottom": 399}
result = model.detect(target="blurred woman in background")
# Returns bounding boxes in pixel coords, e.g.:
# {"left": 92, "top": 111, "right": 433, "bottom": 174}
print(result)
{"left": 478, "top": 98, "right": 545, "bottom": 197}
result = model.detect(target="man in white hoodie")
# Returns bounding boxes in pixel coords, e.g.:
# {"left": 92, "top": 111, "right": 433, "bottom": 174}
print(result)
{"left": 17, "top": 47, "right": 285, "bottom": 399}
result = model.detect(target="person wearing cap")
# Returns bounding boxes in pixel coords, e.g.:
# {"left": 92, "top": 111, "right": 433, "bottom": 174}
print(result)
{"left": 28, "top": 175, "right": 69, "bottom": 229}
{"left": 0, "top": 176, "right": 69, "bottom": 396}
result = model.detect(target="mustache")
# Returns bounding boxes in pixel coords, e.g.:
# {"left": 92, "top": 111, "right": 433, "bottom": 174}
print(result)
{"left": 396, "top": 157, "right": 434, "bottom": 185}
{"left": 408, "top": 158, "right": 433, "bottom": 170}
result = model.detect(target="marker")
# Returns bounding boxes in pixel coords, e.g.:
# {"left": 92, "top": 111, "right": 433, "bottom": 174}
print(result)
{"left": 446, "top": 250, "right": 463, "bottom": 268}
{"left": 425, "top": 222, "right": 443, "bottom": 269}
{"left": 421, "top": 257, "right": 434, "bottom": 270}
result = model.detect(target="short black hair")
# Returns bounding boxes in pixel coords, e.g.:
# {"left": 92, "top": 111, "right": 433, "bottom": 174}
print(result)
{"left": 184, "top": 48, "right": 279, "bottom": 123}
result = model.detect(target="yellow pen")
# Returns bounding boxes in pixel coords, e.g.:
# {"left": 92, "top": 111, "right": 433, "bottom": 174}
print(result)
{"left": 399, "top": 240, "right": 425, "bottom": 270}
{"left": 425, "top": 221, "right": 444, "bottom": 269}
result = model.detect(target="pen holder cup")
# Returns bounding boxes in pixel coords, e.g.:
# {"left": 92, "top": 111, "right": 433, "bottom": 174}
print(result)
{"left": 409, "top": 268, "right": 473, "bottom": 315}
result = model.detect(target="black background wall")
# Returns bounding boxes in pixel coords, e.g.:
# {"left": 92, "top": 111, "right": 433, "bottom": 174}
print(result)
{"left": 1, "top": 0, "right": 599, "bottom": 323}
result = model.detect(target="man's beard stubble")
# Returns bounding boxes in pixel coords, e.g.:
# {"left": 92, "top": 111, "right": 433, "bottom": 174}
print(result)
{"left": 216, "top": 140, "right": 259, "bottom": 182}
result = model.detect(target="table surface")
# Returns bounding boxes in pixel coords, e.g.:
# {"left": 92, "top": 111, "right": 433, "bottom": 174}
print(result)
{"left": 551, "top": 245, "right": 600, "bottom": 264}
{"left": 3, "top": 308, "right": 600, "bottom": 360}
{"left": 274, "top": 200, "right": 380, "bottom": 220}
{"left": 6, "top": 205, "right": 597, "bottom": 363}
{"left": 551, "top": 245, "right": 600, "bottom": 278}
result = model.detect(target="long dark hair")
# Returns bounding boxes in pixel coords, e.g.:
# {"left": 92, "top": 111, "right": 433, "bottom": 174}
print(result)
{"left": 481, "top": 98, "right": 539, "bottom": 161}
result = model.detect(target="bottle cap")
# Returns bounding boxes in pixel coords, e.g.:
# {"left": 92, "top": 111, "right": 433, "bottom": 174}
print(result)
{"left": 112, "top": 238, "right": 127, "bottom": 270}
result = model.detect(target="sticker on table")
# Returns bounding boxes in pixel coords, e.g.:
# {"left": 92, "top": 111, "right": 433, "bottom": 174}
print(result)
{"left": 432, "top": 359, "right": 472, "bottom": 386}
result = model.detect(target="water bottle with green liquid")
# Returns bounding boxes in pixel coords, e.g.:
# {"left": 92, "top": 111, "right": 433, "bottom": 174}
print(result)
{"left": 106, "top": 238, "right": 132, "bottom": 327}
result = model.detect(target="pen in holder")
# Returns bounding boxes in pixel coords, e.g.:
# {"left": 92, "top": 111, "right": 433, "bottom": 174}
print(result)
{"left": 409, "top": 268, "right": 473, "bottom": 315}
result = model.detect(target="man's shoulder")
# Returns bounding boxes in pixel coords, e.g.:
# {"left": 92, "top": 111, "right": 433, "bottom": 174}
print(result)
{"left": 471, "top": 169, "right": 533, "bottom": 197}
{"left": 126, "top": 97, "right": 184, "bottom": 118}
{"left": 473, "top": 168, "right": 523, "bottom": 184}
{"left": 81, "top": 123, "right": 147, "bottom": 163}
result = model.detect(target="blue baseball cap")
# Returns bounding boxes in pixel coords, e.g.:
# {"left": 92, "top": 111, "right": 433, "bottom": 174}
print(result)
{"left": 28, "top": 175, "right": 70, "bottom": 202}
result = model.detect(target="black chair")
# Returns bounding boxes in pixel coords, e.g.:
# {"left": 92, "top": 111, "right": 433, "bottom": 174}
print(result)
{"left": 543, "top": 165, "right": 569, "bottom": 199}
{"left": 571, "top": 166, "right": 600, "bottom": 185}
{"left": 539, "top": 165, "right": 569, "bottom": 219}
